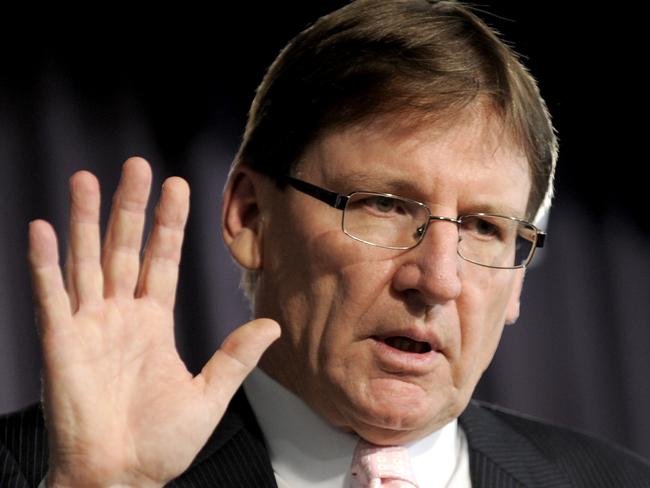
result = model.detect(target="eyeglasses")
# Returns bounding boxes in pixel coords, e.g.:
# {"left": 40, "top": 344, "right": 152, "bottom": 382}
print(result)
{"left": 285, "top": 176, "right": 546, "bottom": 269}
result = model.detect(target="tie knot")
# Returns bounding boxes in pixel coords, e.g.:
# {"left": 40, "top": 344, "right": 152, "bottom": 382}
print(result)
{"left": 350, "top": 439, "right": 419, "bottom": 487}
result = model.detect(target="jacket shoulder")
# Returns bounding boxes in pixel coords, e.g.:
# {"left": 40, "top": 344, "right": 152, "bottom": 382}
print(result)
{"left": 0, "top": 402, "right": 49, "bottom": 487}
{"left": 461, "top": 400, "right": 650, "bottom": 487}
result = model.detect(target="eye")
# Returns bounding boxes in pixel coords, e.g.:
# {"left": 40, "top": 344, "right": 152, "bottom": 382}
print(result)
{"left": 360, "top": 196, "right": 404, "bottom": 215}
{"left": 372, "top": 197, "right": 398, "bottom": 213}
{"left": 463, "top": 216, "right": 503, "bottom": 239}
{"left": 475, "top": 219, "right": 499, "bottom": 236}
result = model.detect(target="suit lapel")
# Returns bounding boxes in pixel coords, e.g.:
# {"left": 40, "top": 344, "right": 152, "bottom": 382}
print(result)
{"left": 169, "top": 389, "right": 277, "bottom": 487}
{"left": 460, "top": 401, "right": 572, "bottom": 488}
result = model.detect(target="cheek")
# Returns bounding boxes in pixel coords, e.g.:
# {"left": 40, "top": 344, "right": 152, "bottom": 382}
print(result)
{"left": 310, "top": 235, "right": 398, "bottom": 359}
{"left": 300, "top": 220, "right": 398, "bottom": 308}
{"left": 454, "top": 268, "right": 516, "bottom": 382}
{"left": 262, "top": 219, "right": 398, "bottom": 365}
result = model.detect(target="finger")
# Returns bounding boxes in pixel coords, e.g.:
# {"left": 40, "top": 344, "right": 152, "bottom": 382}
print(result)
{"left": 199, "top": 319, "right": 281, "bottom": 413}
{"left": 136, "top": 177, "right": 190, "bottom": 308}
{"left": 65, "top": 171, "right": 103, "bottom": 308}
{"left": 28, "top": 220, "right": 73, "bottom": 336}
{"left": 102, "top": 157, "right": 152, "bottom": 298}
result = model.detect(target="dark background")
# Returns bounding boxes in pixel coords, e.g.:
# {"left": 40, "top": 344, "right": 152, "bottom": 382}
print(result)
{"left": 1, "top": 3, "right": 648, "bottom": 460}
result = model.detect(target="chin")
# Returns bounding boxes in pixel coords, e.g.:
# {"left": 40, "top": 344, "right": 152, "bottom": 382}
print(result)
{"left": 350, "top": 390, "right": 446, "bottom": 445}
{"left": 341, "top": 380, "right": 461, "bottom": 445}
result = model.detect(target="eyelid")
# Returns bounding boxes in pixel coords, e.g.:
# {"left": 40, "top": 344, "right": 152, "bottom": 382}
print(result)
{"left": 347, "top": 188, "right": 531, "bottom": 226}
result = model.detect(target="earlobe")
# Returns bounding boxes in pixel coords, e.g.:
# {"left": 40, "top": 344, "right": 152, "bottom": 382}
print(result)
{"left": 222, "top": 171, "right": 263, "bottom": 270}
{"left": 505, "top": 269, "right": 525, "bottom": 325}
{"left": 229, "top": 228, "right": 262, "bottom": 270}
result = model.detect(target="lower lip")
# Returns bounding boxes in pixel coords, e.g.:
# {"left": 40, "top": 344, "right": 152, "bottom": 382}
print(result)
{"left": 370, "top": 337, "right": 442, "bottom": 374}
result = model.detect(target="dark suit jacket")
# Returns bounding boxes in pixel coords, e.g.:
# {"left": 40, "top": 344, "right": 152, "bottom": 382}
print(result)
{"left": 2, "top": 392, "right": 649, "bottom": 487}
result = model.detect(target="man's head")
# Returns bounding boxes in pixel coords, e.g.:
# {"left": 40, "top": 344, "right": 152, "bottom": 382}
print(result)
{"left": 222, "top": 0, "right": 556, "bottom": 444}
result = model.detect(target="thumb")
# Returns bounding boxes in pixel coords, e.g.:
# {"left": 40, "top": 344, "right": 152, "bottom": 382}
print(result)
{"left": 200, "top": 318, "right": 281, "bottom": 411}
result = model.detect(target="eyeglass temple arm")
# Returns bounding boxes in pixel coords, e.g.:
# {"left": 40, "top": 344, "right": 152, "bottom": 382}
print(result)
{"left": 536, "top": 232, "right": 546, "bottom": 248}
{"left": 284, "top": 176, "right": 349, "bottom": 210}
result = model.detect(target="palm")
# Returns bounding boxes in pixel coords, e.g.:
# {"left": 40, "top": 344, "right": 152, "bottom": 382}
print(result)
{"left": 29, "top": 157, "right": 279, "bottom": 487}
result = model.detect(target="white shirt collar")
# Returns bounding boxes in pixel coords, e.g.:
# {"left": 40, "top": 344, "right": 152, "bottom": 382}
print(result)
{"left": 244, "top": 367, "right": 471, "bottom": 488}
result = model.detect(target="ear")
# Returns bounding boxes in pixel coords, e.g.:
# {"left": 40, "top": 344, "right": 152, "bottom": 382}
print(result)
{"left": 505, "top": 269, "right": 525, "bottom": 325}
{"left": 222, "top": 170, "right": 264, "bottom": 270}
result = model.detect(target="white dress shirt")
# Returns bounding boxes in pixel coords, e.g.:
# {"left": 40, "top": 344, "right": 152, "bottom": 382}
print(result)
{"left": 244, "top": 367, "right": 471, "bottom": 488}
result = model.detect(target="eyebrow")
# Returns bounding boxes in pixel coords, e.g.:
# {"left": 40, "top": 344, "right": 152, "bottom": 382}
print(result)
{"left": 325, "top": 171, "right": 423, "bottom": 196}
{"left": 323, "top": 171, "right": 528, "bottom": 219}
{"left": 464, "top": 202, "right": 527, "bottom": 220}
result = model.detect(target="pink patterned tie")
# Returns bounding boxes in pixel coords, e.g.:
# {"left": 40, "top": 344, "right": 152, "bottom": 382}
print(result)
{"left": 350, "top": 439, "right": 419, "bottom": 488}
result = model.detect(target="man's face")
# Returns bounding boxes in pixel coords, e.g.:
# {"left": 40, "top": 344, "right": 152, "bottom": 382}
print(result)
{"left": 252, "top": 110, "right": 530, "bottom": 444}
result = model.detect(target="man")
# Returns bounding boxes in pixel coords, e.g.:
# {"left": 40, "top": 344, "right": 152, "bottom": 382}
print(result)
{"left": 1, "top": 1, "right": 649, "bottom": 487}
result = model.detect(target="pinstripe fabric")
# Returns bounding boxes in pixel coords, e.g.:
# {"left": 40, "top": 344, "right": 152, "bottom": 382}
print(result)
{"left": 168, "top": 390, "right": 277, "bottom": 487}
{"left": 2, "top": 396, "right": 649, "bottom": 487}
{"left": 460, "top": 401, "right": 650, "bottom": 487}
{"left": 0, "top": 403, "right": 45, "bottom": 488}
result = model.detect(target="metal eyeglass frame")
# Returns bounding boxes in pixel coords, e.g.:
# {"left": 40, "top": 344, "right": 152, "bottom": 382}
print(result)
{"left": 283, "top": 175, "right": 546, "bottom": 269}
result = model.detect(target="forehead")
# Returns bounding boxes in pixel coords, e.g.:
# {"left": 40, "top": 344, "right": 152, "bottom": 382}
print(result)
{"left": 298, "top": 109, "right": 531, "bottom": 217}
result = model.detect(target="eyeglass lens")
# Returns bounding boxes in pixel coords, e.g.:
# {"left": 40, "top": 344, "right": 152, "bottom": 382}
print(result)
{"left": 342, "top": 193, "right": 536, "bottom": 268}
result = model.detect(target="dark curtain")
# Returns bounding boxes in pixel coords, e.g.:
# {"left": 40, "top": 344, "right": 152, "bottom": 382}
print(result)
{"left": 1, "top": 4, "right": 648, "bottom": 460}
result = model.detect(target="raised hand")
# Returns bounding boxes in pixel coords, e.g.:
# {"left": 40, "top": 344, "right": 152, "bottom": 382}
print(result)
{"left": 28, "top": 157, "right": 280, "bottom": 487}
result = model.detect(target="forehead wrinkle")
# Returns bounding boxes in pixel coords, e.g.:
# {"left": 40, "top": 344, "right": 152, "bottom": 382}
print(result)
{"left": 297, "top": 127, "right": 441, "bottom": 199}
{"left": 297, "top": 108, "right": 531, "bottom": 214}
{"left": 310, "top": 105, "right": 525, "bottom": 164}
{"left": 327, "top": 171, "right": 428, "bottom": 197}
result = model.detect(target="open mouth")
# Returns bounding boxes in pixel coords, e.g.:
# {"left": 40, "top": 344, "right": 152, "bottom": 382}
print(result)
{"left": 381, "top": 336, "right": 432, "bottom": 354}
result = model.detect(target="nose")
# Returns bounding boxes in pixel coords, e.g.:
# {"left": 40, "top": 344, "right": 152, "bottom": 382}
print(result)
{"left": 391, "top": 217, "right": 462, "bottom": 306}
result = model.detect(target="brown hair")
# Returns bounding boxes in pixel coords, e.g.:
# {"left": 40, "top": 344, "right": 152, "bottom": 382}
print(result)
{"left": 232, "top": 0, "right": 557, "bottom": 222}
